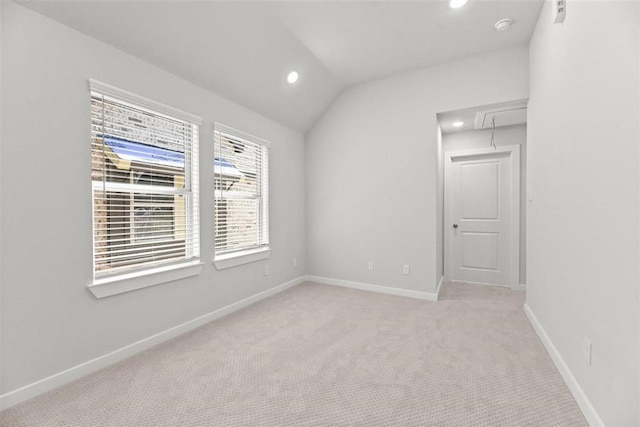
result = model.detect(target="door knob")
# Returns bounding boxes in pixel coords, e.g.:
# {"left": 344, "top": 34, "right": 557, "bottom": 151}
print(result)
{"left": 453, "top": 224, "right": 458, "bottom": 229}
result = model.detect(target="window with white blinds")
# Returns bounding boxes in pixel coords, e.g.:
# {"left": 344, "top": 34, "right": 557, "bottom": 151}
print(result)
{"left": 214, "top": 124, "right": 269, "bottom": 258}
{"left": 89, "top": 80, "right": 201, "bottom": 279}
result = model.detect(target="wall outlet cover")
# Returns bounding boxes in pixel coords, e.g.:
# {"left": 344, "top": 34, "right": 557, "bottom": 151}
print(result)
{"left": 553, "top": 0, "right": 566, "bottom": 23}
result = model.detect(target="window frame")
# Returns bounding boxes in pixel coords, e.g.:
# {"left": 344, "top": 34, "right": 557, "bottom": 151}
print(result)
{"left": 88, "top": 80, "right": 203, "bottom": 297}
{"left": 213, "top": 123, "right": 270, "bottom": 269}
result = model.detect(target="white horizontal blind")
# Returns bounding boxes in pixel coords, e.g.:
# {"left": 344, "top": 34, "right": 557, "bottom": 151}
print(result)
{"left": 214, "top": 125, "right": 269, "bottom": 256}
{"left": 90, "top": 82, "right": 200, "bottom": 278}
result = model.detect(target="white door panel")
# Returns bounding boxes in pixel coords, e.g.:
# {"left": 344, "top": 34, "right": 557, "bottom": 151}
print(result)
{"left": 461, "top": 162, "right": 499, "bottom": 220}
{"left": 445, "top": 146, "right": 520, "bottom": 288}
{"left": 461, "top": 232, "right": 499, "bottom": 270}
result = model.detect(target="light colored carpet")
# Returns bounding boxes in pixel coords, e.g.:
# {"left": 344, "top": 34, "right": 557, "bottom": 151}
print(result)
{"left": 0, "top": 281, "right": 587, "bottom": 426}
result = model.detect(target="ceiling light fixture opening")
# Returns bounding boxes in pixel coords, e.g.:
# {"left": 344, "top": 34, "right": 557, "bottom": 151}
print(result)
{"left": 494, "top": 18, "right": 512, "bottom": 31}
{"left": 448, "top": 0, "right": 468, "bottom": 9}
{"left": 287, "top": 70, "right": 299, "bottom": 84}
{"left": 452, "top": 121, "right": 465, "bottom": 128}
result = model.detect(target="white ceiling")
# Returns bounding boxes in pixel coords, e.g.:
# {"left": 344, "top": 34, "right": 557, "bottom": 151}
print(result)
{"left": 18, "top": 0, "right": 544, "bottom": 132}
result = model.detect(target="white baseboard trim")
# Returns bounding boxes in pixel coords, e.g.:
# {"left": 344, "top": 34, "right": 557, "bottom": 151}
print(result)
{"left": 523, "top": 304, "right": 604, "bottom": 427}
{"left": 0, "top": 275, "right": 306, "bottom": 411}
{"left": 447, "top": 279, "right": 525, "bottom": 292}
{"left": 435, "top": 276, "right": 445, "bottom": 300}
{"left": 306, "top": 275, "right": 438, "bottom": 301}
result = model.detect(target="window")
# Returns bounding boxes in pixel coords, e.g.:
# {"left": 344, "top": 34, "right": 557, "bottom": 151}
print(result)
{"left": 90, "top": 80, "right": 201, "bottom": 285}
{"left": 213, "top": 124, "right": 269, "bottom": 266}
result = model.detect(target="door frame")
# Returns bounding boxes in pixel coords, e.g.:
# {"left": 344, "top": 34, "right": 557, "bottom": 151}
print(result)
{"left": 444, "top": 144, "right": 520, "bottom": 290}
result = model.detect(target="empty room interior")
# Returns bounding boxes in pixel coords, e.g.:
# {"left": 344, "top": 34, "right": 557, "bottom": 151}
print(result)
{"left": 0, "top": 0, "right": 639, "bottom": 425}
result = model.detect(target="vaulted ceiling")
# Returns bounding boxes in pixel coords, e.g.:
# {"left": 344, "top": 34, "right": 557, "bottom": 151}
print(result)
{"left": 18, "top": 0, "right": 544, "bottom": 132}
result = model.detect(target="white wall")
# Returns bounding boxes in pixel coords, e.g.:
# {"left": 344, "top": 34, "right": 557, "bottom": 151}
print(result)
{"left": 306, "top": 47, "right": 529, "bottom": 294}
{"left": 527, "top": 1, "right": 639, "bottom": 425}
{"left": 436, "top": 125, "right": 443, "bottom": 287}
{"left": 0, "top": 0, "right": 4, "bottom": 399}
{"left": 0, "top": 2, "right": 306, "bottom": 395}
{"left": 442, "top": 124, "right": 527, "bottom": 284}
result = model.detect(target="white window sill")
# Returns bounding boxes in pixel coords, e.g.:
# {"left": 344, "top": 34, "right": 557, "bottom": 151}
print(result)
{"left": 213, "top": 248, "right": 271, "bottom": 270}
{"left": 88, "top": 261, "right": 204, "bottom": 298}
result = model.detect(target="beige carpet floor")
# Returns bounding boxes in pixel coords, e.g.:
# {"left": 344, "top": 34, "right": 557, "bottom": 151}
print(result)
{"left": 0, "top": 281, "right": 587, "bottom": 426}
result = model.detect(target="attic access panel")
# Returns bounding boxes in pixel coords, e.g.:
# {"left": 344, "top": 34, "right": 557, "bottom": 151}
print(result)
{"left": 475, "top": 105, "right": 527, "bottom": 129}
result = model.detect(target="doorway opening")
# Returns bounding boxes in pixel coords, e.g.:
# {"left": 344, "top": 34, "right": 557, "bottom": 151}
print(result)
{"left": 436, "top": 100, "right": 527, "bottom": 291}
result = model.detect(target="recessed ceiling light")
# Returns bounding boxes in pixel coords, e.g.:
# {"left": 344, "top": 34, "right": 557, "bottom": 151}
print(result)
{"left": 448, "top": 0, "right": 468, "bottom": 9}
{"left": 452, "top": 121, "right": 465, "bottom": 128}
{"left": 494, "top": 18, "right": 512, "bottom": 31}
{"left": 287, "top": 71, "right": 299, "bottom": 84}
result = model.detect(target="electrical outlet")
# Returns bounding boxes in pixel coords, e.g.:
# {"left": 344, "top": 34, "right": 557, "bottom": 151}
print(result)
{"left": 293, "top": 257, "right": 298, "bottom": 268}
{"left": 553, "top": 0, "right": 566, "bottom": 24}
{"left": 402, "top": 264, "right": 410, "bottom": 275}
{"left": 264, "top": 265, "right": 270, "bottom": 276}
{"left": 368, "top": 261, "right": 374, "bottom": 271}
{"left": 584, "top": 338, "right": 592, "bottom": 366}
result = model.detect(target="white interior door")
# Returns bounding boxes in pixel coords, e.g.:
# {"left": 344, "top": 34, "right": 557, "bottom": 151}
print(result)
{"left": 445, "top": 145, "right": 520, "bottom": 289}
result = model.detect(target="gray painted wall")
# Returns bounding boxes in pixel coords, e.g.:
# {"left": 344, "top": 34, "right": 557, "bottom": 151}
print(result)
{"left": 0, "top": 0, "right": 4, "bottom": 399}
{"left": 306, "top": 46, "right": 529, "bottom": 294}
{"left": 1, "top": 2, "right": 306, "bottom": 394}
{"left": 442, "top": 124, "right": 527, "bottom": 285}
{"left": 527, "top": 1, "right": 639, "bottom": 425}
{"left": 435, "top": 126, "right": 443, "bottom": 288}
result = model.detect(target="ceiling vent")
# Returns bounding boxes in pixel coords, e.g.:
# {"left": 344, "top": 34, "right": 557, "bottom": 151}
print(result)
{"left": 474, "top": 104, "right": 527, "bottom": 129}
